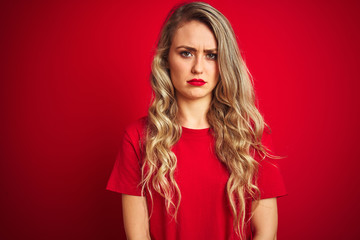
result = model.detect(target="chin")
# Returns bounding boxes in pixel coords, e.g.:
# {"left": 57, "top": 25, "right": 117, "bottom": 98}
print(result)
{"left": 187, "top": 94, "right": 211, "bottom": 101}
{"left": 176, "top": 89, "right": 212, "bottom": 101}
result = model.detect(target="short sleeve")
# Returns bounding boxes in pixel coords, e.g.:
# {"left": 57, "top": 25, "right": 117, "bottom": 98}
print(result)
{"left": 106, "top": 118, "right": 147, "bottom": 196}
{"left": 256, "top": 131, "right": 287, "bottom": 199}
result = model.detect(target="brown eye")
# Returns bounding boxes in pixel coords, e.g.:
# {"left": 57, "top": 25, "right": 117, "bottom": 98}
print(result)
{"left": 180, "top": 51, "right": 192, "bottom": 58}
{"left": 207, "top": 53, "right": 217, "bottom": 60}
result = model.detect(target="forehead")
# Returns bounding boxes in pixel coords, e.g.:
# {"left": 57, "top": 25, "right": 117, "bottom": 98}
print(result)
{"left": 171, "top": 20, "right": 217, "bottom": 48}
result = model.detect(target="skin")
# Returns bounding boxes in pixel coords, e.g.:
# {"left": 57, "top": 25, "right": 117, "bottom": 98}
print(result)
{"left": 168, "top": 20, "right": 219, "bottom": 129}
{"left": 252, "top": 198, "right": 278, "bottom": 240}
{"left": 123, "top": 20, "right": 278, "bottom": 239}
{"left": 122, "top": 194, "right": 151, "bottom": 240}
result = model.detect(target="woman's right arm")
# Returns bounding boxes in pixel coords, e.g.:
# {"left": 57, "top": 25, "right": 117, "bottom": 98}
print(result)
{"left": 122, "top": 194, "right": 151, "bottom": 240}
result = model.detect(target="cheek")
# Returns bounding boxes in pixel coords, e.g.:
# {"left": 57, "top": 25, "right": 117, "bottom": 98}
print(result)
{"left": 170, "top": 60, "right": 187, "bottom": 79}
{"left": 207, "top": 62, "right": 219, "bottom": 78}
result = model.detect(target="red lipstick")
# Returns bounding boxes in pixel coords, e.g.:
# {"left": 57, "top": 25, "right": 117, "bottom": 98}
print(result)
{"left": 187, "top": 78, "right": 206, "bottom": 86}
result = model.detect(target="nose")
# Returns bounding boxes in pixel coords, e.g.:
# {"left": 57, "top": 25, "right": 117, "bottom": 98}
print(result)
{"left": 191, "top": 56, "right": 203, "bottom": 75}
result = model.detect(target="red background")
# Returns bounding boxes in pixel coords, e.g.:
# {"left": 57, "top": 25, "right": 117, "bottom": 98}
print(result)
{"left": 1, "top": 0, "right": 360, "bottom": 239}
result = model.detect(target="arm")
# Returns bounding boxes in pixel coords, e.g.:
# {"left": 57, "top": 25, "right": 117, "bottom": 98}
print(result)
{"left": 251, "top": 198, "right": 278, "bottom": 240}
{"left": 122, "top": 194, "right": 151, "bottom": 240}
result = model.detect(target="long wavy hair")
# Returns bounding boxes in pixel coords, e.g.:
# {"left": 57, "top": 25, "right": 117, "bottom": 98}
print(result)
{"left": 141, "top": 2, "right": 269, "bottom": 238}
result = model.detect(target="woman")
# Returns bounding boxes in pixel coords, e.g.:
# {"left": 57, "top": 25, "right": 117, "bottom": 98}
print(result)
{"left": 107, "top": 2, "right": 286, "bottom": 239}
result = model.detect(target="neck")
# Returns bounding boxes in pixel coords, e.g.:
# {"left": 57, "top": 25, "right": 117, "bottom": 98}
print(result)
{"left": 176, "top": 96, "right": 211, "bottom": 129}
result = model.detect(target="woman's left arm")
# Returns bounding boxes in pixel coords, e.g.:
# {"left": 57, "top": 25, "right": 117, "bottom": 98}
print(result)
{"left": 251, "top": 198, "right": 278, "bottom": 240}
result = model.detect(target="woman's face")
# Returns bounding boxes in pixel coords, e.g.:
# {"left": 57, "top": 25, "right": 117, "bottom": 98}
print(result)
{"left": 168, "top": 20, "right": 219, "bottom": 102}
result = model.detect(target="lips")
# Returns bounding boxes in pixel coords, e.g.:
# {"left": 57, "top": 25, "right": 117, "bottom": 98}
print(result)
{"left": 187, "top": 78, "right": 206, "bottom": 86}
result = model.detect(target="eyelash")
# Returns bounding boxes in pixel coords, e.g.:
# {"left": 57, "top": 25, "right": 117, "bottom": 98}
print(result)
{"left": 207, "top": 53, "right": 217, "bottom": 60}
{"left": 180, "top": 51, "right": 217, "bottom": 60}
{"left": 180, "top": 51, "right": 193, "bottom": 58}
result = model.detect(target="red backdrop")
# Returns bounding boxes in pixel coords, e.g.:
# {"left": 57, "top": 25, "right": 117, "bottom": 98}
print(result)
{"left": 1, "top": 0, "right": 360, "bottom": 239}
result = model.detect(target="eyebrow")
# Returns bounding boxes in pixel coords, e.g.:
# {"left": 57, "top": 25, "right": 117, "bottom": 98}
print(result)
{"left": 175, "top": 45, "right": 217, "bottom": 52}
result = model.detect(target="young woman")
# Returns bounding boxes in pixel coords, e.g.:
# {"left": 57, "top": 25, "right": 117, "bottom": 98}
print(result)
{"left": 107, "top": 2, "right": 286, "bottom": 239}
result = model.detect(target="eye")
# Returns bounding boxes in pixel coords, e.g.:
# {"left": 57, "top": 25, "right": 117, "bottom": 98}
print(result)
{"left": 207, "top": 53, "right": 217, "bottom": 60}
{"left": 180, "top": 51, "right": 193, "bottom": 58}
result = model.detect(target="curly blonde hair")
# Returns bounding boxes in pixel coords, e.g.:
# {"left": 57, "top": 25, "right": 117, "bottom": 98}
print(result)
{"left": 141, "top": 2, "right": 269, "bottom": 238}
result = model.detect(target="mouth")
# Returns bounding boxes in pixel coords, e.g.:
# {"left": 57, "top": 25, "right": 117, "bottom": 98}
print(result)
{"left": 187, "top": 78, "right": 206, "bottom": 86}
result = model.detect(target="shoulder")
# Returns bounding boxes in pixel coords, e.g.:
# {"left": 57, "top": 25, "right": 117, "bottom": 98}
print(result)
{"left": 261, "top": 126, "right": 273, "bottom": 153}
{"left": 256, "top": 128, "right": 287, "bottom": 198}
{"left": 123, "top": 116, "right": 148, "bottom": 143}
{"left": 252, "top": 126, "right": 274, "bottom": 163}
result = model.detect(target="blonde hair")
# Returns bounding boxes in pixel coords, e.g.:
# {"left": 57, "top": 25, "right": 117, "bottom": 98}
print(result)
{"left": 142, "top": 2, "right": 269, "bottom": 238}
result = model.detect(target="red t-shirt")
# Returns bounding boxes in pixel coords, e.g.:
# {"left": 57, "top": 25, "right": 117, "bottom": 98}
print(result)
{"left": 107, "top": 117, "right": 287, "bottom": 240}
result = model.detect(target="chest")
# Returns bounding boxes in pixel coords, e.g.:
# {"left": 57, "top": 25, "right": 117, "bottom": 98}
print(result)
{"left": 172, "top": 136, "right": 230, "bottom": 197}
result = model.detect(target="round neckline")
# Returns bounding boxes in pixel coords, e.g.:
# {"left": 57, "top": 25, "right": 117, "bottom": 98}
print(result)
{"left": 181, "top": 126, "right": 211, "bottom": 136}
